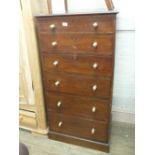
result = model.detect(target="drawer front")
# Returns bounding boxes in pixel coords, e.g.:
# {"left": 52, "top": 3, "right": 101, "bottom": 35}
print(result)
{"left": 44, "top": 72, "right": 111, "bottom": 98}
{"left": 42, "top": 53, "right": 113, "bottom": 77}
{"left": 36, "top": 15, "right": 116, "bottom": 34}
{"left": 38, "top": 33, "right": 114, "bottom": 55}
{"left": 48, "top": 113, "right": 109, "bottom": 142}
{"left": 45, "top": 92, "right": 110, "bottom": 121}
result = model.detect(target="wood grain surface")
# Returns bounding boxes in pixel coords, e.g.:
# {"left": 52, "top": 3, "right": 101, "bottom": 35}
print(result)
{"left": 42, "top": 53, "right": 113, "bottom": 76}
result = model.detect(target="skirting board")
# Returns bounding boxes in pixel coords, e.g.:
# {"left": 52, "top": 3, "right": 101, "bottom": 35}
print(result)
{"left": 112, "top": 111, "right": 135, "bottom": 124}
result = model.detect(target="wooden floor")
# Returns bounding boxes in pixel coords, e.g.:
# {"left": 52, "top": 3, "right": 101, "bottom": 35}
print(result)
{"left": 19, "top": 122, "right": 135, "bottom": 155}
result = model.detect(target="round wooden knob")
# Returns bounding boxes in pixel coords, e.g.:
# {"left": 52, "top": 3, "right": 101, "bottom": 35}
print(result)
{"left": 58, "top": 121, "right": 63, "bottom": 127}
{"left": 92, "top": 22, "right": 98, "bottom": 28}
{"left": 49, "top": 24, "right": 55, "bottom": 29}
{"left": 92, "top": 63, "right": 98, "bottom": 69}
{"left": 53, "top": 60, "right": 59, "bottom": 66}
{"left": 92, "top": 106, "right": 96, "bottom": 113}
{"left": 92, "top": 85, "right": 97, "bottom": 91}
{"left": 91, "top": 128, "right": 96, "bottom": 134}
{"left": 51, "top": 41, "right": 58, "bottom": 47}
{"left": 55, "top": 80, "right": 60, "bottom": 86}
{"left": 57, "top": 101, "right": 62, "bottom": 107}
{"left": 92, "top": 42, "right": 98, "bottom": 48}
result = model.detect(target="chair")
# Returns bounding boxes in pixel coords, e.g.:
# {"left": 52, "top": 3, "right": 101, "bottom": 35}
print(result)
{"left": 47, "top": 0, "right": 114, "bottom": 14}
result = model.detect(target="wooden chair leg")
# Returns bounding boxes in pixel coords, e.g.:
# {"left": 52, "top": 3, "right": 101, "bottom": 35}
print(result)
{"left": 105, "top": 0, "right": 114, "bottom": 10}
{"left": 47, "top": 0, "right": 114, "bottom": 14}
{"left": 64, "top": 0, "right": 68, "bottom": 13}
{"left": 47, "top": 0, "right": 52, "bottom": 14}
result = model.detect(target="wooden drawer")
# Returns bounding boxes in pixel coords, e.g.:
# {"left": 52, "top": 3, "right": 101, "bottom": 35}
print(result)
{"left": 42, "top": 53, "right": 113, "bottom": 77}
{"left": 44, "top": 72, "right": 111, "bottom": 98}
{"left": 38, "top": 33, "right": 114, "bottom": 55}
{"left": 36, "top": 14, "right": 116, "bottom": 34}
{"left": 48, "top": 113, "right": 109, "bottom": 142}
{"left": 45, "top": 92, "right": 110, "bottom": 121}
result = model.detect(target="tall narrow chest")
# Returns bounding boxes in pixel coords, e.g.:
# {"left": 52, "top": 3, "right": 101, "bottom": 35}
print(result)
{"left": 35, "top": 12, "right": 117, "bottom": 152}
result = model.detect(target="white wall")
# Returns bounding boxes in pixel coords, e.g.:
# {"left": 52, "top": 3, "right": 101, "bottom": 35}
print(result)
{"left": 51, "top": 0, "right": 135, "bottom": 117}
{"left": 113, "top": 0, "right": 135, "bottom": 114}
{"left": 113, "top": 31, "right": 135, "bottom": 114}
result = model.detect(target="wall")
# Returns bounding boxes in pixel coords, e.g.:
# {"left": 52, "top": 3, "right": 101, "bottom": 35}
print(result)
{"left": 112, "top": 0, "right": 135, "bottom": 116}
{"left": 51, "top": 0, "right": 135, "bottom": 123}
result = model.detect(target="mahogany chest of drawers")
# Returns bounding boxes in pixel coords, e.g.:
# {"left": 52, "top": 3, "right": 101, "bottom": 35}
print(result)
{"left": 35, "top": 12, "right": 117, "bottom": 152}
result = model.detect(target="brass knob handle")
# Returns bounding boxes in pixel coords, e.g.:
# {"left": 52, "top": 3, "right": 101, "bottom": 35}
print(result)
{"left": 58, "top": 121, "right": 63, "bottom": 127}
{"left": 92, "top": 63, "right": 98, "bottom": 69}
{"left": 92, "top": 22, "right": 98, "bottom": 28}
{"left": 92, "top": 106, "right": 96, "bottom": 113}
{"left": 92, "top": 85, "right": 97, "bottom": 91}
{"left": 53, "top": 60, "right": 59, "bottom": 66}
{"left": 57, "top": 101, "right": 62, "bottom": 107}
{"left": 49, "top": 24, "right": 55, "bottom": 29}
{"left": 92, "top": 42, "right": 98, "bottom": 48}
{"left": 55, "top": 80, "right": 60, "bottom": 86}
{"left": 91, "top": 128, "right": 96, "bottom": 134}
{"left": 51, "top": 41, "right": 58, "bottom": 47}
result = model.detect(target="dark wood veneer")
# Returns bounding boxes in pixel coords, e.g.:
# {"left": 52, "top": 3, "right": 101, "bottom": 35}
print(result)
{"left": 48, "top": 113, "right": 109, "bottom": 142}
{"left": 38, "top": 33, "right": 114, "bottom": 54}
{"left": 45, "top": 92, "right": 110, "bottom": 121}
{"left": 44, "top": 72, "right": 111, "bottom": 98}
{"left": 42, "top": 53, "right": 113, "bottom": 76}
{"left": 48, "top": 131, "right": 110, "bottom": 152}
{"left": 35, "top": 12, "right": 117, "bottom": 152}
{"left": 36, "top": 14, "right": 116, "bottom": 34}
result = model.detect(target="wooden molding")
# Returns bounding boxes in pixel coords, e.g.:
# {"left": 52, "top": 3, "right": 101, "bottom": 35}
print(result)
{"left": 19, "top": 110, "right": 36, "bottom": 117}
{"left": 20, "top": 126, "right": 49, "bottom": 135}
{"left": 20, "top": 0, "right": 47, "bottom": 131}
{"left": 20, "top": 104, "right": 36, "bottom": 112}
{"left": 49, "top": 131, "right": 109, "bottom": 152}
{"left": 19, "top": 113, "right": 37, "bottom": 129}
